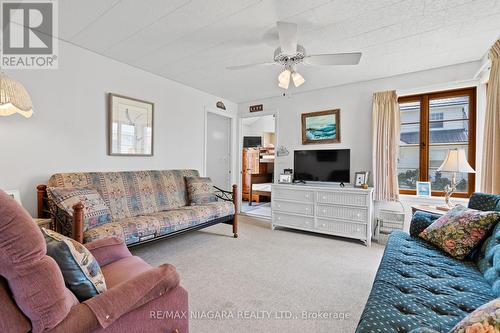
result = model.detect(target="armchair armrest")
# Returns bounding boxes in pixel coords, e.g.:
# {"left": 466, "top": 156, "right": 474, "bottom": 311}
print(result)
{"left": 84, "top": 237, "right": 131, "bottom": 266}
{"left": 409, "top": 211, "right": 442, "bottom": 237}
{"left": 83, "top": 263, "right": 180, "bottom": 329}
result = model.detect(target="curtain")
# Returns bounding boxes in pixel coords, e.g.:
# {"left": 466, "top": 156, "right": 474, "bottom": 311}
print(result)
{"left": 481, "top": 39, "right": 500, "bottom": 194}
{"left": 372, "top": 90, "right": 400, "bottom": 201}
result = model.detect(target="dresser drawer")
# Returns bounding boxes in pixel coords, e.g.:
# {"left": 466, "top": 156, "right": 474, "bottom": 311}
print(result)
{"left": 316, "top": 218, "right": 367, "bottom": 239}
{"left": 273, "top": 200, "right": 313, "bottom": 216}
{"left": 273, "top": 188, "right": 314, "bottom": 202}
{"left": 317, "top": 191, "right": 368, "bottom": 206}
{"left": 317, "top": 204, "right": 367, "bottom": 222}
{"left": 273, "top": 212, "right": 314, "bottom": 229}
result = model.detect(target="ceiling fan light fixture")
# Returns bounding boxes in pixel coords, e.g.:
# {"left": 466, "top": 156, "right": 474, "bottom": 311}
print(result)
{"left": 278, "top": 69, "right": 291, "bottom": 89}
{"left": 291, "top": 71, "right": 305, "bottom": 87}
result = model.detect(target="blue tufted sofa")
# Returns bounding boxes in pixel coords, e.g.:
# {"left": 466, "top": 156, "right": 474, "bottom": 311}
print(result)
{"left": 356, "top": 193, "right": 500, "bottom": 333}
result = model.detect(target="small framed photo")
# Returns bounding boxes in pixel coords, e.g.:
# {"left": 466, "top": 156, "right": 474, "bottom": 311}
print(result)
{"left": 5, "top": 189, "right": 21, "bottom": 205}
{"left": 354, "top": 171, "right": 369, "bottom": 187}
{"left": 416, "top": 181, "right": 431, "bottom": 197}
{"left": 279, "top": 173, "right": 292, "bottom": 183}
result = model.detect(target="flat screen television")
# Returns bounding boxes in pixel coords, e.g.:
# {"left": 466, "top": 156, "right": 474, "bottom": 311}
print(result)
{"left": 243, "top": 136, "right": 261, "bottom": 148}
{"left": 294, "top": 149, "right": 350, "bottom": 183}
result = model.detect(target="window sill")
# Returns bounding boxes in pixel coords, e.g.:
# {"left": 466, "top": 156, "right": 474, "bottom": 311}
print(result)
{"left": 399, "top": 194, "right": 469, "bottom": 205}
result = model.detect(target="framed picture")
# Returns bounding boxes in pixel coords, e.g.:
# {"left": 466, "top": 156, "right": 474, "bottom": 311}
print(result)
{"left": 354, "top": 171, "right": 369, "bottom": 187}
{"left": 5, "top": 189, "right": 21, "bottom": 205}
{"left": 279, "top": 173, "right": 292, "bottom": 183}
{"left": 301, "top": 109, "right": 340, "bottom": 144}
{"left": 108, "top": 93, "right": 154, "bottom": 156}
{"left": 416, "top": 181, "right": 431, "bottom": 197}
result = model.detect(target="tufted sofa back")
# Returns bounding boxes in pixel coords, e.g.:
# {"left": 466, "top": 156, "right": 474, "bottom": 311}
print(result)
{"left": 470, "top": 192, "right": 500, "bottom": 297}
{"left": 48, "top": 170, "right": 199, "bottom": 220}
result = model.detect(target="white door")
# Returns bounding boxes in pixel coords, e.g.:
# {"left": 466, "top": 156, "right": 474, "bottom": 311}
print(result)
{"left": 206, "top": 112, "right": 231, "bottom": 189}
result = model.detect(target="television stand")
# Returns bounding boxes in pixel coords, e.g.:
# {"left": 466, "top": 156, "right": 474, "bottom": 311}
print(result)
{"left": 271, "top": 183, "right": 374, "bottom": 246}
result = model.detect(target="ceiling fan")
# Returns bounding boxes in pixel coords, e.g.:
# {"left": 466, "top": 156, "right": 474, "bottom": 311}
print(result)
{"left": 227, "top": 22, "right": 362, "bottom": 89}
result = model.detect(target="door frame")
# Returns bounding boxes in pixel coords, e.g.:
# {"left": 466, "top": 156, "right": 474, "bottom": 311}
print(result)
{"left": 238, "top": 109, "right": 279, "bottom": 215}
{"left": 203, "top": 107, "right": 236, "bottom": 190}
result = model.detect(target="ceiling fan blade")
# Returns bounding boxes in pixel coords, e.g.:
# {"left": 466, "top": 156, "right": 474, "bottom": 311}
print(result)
{"left": 277, "top": 21, "right": 298, "bottom": 55}
{"left": 304, "top": 53, "right": 362, "bottom": 66}
{"left": 226, "top": 62, "right": 275, "bottom": 70}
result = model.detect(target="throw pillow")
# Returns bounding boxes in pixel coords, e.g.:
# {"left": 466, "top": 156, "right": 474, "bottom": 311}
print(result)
{"left": 419, "top": 205, "right": 500, "bottom": 260}
{"left": 185, "top": 176, "right": 218, "bottom": 205}
{"left": 42, "top": 228, "right": 107, "bottom": 301}
{"left": 47, "top": 187, "right": 113, "bottom": 231}
{"left": 449, "top": 298, "right": 499, "bottom": 333}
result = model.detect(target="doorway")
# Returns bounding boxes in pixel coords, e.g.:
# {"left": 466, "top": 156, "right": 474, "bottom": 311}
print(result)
{"left": 206, "top": 111, "right": 232, "bottom": 190}
{"left": 240, "top": 114, "right": 276, "bottom": 218}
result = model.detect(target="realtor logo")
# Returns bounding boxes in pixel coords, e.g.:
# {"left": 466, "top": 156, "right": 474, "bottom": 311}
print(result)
{"left": 1, "top": 0, "right": 58, "bottom": 69}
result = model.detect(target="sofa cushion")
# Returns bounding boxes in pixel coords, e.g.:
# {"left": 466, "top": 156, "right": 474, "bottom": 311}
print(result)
{"left": 419, "top": 205, "right": 499, "bottom": 260}
{"left": 83, "top": 201, "right": 235, "bottom": 245}
{"left": 48, "top": 170, "right": 199, "bottom": 219}
{"left": 449, "top": 298, "right": 500, "bottom": 333}
{"left": 356, "top": 231, "right": 496, "bottom": 333}
{"left": 47, "top": 187, "right": 113, "bottom": 231}
{"left": 0, "top": 190, "right": 79, "bottom": 333}
{"left": 185, "top": 176, "right": 218, "bottom": 205}
{"left": 42, "top": 228, "right": 107, "bottom": 301}
{"left": 101, "top": 256, "right": 152, "bottom": 288}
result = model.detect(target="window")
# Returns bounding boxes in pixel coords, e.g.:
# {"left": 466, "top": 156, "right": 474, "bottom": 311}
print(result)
{"left": 398, "top": 88, "right": 476, "bottom": 197}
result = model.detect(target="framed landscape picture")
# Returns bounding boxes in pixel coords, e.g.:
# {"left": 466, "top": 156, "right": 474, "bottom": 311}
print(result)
{"left": 301, "top": 109, "right": 340, "bottom": 144}
{"left": 108, "top": 93, "right": 154, "bottom": 156}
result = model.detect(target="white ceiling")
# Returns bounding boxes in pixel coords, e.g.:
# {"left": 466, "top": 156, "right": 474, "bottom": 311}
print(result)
{"left": 58, "top": 0, "right": 500, "bottom": 102}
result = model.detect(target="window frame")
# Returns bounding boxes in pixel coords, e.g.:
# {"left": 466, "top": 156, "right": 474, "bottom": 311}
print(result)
{"left": 398, "top": 87, "right": 476, "bottom": 198}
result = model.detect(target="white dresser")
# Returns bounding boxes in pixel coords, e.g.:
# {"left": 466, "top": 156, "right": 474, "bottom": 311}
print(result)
{"left": 271, "top": 183, "right": 374, "bottom": 246}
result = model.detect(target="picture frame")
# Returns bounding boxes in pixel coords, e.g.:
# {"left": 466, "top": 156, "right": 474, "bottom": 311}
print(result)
{"left": 416, "top": 181, "right": 431, "bottom": 197}
{"left": 354, "top": 171, "right": 369, "bottom": 188}
{"left": 301, "top": 109, "right": 340, "bottom": 144}
{"left": 5, "top": 189, "right": 21, "bottom": 205}
{"left": 279, "top": 173, "right": 292, "bottom": 183}
{"left": 108, "top": 93, "right": 154, "bottom": 156}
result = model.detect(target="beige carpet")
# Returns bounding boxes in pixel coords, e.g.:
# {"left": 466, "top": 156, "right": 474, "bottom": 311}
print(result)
{"left": 131, "top": 215, "right": 385, "bottom": 333}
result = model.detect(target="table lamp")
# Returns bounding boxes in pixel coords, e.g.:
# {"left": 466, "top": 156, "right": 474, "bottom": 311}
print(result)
{"left": 436, "top": 149, "right": 475, "bottom": 210}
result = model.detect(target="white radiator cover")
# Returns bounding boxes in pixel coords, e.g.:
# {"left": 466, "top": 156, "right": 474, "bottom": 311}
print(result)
{"left": 271, "top": 183, "right": 374, "bottom": 246}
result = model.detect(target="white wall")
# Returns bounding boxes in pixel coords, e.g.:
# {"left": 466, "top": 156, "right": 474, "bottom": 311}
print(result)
{"left": 238, "top": 61, "right": 486, "bottom": 227}
{"left": 238, "top": 61, "right": 483, "bottom": 184}
{"left": 242, "top": 115, "right": 275, "bottom": 137}
{"left": 0, "top": 40, "right": 237, "bottom": 215}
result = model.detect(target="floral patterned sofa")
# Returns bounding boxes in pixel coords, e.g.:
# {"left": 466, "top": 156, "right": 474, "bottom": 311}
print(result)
{"left": 355, "top": 193, "right": 500, "bottom": 333}
{"left": 37, "top": 170, "right": 238, "bottom": 246}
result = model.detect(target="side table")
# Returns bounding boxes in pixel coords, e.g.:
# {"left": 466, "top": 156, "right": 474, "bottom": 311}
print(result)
{"left": 411, "top": 205, "right": 448, "bottom": 216}
{"left": 33, "top": 218, "right": 52, "bottom": 229}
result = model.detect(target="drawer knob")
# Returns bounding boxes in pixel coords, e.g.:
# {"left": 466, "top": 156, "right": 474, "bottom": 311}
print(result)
{"left": 322, "top": 223, "right": 326, "bottom": 227}
{"left": 322, "top": 209, "right": 326, "bottom": 213}
{"left": 278, "top": 217, "right": 281, "bottom": 220}
{"left": 305, "top": 207, "right": 309, "bottom": 211}
{"left": 322, "top": 196, "right": 326, "bottom": 200}
{"left": 305, "top": 194, "right": 309, "bottom": 198}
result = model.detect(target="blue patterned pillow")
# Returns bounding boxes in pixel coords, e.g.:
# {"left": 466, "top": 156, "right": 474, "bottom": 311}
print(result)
{"left": 42, "top": 228, "right": 107, "bottom": 301}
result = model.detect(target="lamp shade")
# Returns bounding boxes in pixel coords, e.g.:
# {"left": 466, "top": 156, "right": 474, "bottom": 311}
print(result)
{"left": 0, "top": 73, "right": 33, "bottom": 118}
{"left": 437, "top": 149, "right": 475, "bottom": 173}
{"left": 291, "top": 71, "right": 305, "bottom": 87}
{"left": 278, "top": 69, "right": 291, "bottom": 89}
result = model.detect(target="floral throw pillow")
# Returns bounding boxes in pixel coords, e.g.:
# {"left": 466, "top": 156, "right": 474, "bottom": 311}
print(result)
{"left": 419, "top": 205, "right": 499, "bottom": 260}
{"left": 449, "top": 298, "right": 500, "bottom": 333}
{"left": 42, "top": 228, "right": 107, "bottom": 301}
{"left": 185, "top": 177, "right": 218, "bottom": 205}
{"left": 47, "top": 187, "right": 113, "bottom": 231}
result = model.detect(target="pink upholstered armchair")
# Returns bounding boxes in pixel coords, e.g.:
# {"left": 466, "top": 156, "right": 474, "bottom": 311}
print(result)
{"left": 0, "top": 190, "right": 188, "bottom": 333}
